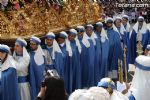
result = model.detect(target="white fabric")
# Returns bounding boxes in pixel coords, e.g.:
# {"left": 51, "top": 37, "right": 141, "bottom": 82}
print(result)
{"left": 125, "top": 22, "right": 131, "bottom": 32}
{"left": 130, "top": 55, "right": 150, "bottom": 100}
{"left": 111, "top": 90, "right": 129, "bottom": 100}
{"left": 52, "top": 39, "right": 62, "bottom": 59}
{"left": 81, "top": 32, "right": 90, "bottom": 48}
{"left": 13, "top": 47, "right": 30, "bottom": 76}
{"left": 90, "top": 32, "right": 97, "bottom": 45}
{"left": 78, "top": 91, "right": 94, "bottom": 100}
{"left": 59, "top": 42, "right": 65, "bottom": 47}
{"left": 75, "top": 37, "right": 82, "bottom": 53}
{"left": 117, "top": 81, "right": 127, "bottom": 93}
{"left": 88, "top": 87, "right": 110, "bottom": 100}
{"left": 34, "top": 45, "right": 45, "bottom": 65}
{"left": 13, "top": 48, "right": 31, "bottom": 100}
{"left": 69, "top": 89, "right": 87, "bottom": 100}
{"left": 130, "top": 21, "right": 148, "bottom": 39}
{"left": 69, "top": 29, "right": 82, "bottom": 53}
{"left": 1, "top": 55, "right": 16, "bottom": 71}
{"left": 113, "top": 24, "right": 126, "bottom": 39}
{"left": 19, "top": 83, "right": 31, "bottom": 100}
{"left": 59, "top": 31, "right": 73, "bottom": 57}
{"left": 76, "top": 87, "right": 110, "bottom": 100}
{"left": 100, "top": 28, "right": 108, "bottom": 43}
{"left": 65, "top": 39, "right": 73, "bottom": 57}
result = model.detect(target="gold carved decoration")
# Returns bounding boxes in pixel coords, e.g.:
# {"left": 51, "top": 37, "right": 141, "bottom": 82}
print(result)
{"left": 0, "top": 1, "right": 102, "bottom": 40}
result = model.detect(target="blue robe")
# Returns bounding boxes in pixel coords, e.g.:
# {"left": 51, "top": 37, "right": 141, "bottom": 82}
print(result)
{"left": 0, "top": 67, "right": 20, "bottom": 100}
{"left": 116, "top": 27, "right": 128, "bottom": 48}
{"left": 42, "top": 46, "right": 64, "bottom": 78}
{"left": 129, "top": 29, "right": 150, "bottom": 64}
{"left": 29, "top": 51, "right": 45, "bottom": 98}
{"left": 117, "top": 27, "right": 130, "bottom": 70}
{"left": 106, "top": 28, "right": 123, "bottom": 73}
{"left": 70, "top": 40, "right": 81, "bottom": 91}
{"left": 78, "top": 36, "right": 90, "bottom": 88}
{"left": 129, "top": 94, "right": 136, "bottom": 100}
{"left": 59, "top": 44, "right": 73, "bottom": 94}
{"left": 95, "top": 31, "right": 109, "bottom": 79}
{"left": 87, "top": 37, "right": 95, "bottom": 87}
{"left": 93, "top": 37, "right": 101, "bottom": 85}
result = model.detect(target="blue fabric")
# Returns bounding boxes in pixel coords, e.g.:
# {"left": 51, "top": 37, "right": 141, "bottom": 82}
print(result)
{"left": 94, "top": 37, "right": 101, "bottom": 85}
{"left": 87, "top": 38, "right": 95, "bottom": 87}
{"left": 106, "top": 28, "right": 123, "bottom": 71}
{"left": 129, "top": 94, "right": 136, "bottom": 100}
{"left": 95, "top": 31, "right": 109, "bottom": 79}
{"left": 29, "top": 51, "right": 45, "bottom": 99}
{"left": 44, "top": 46, "right": 64, "bottom": 78}
{"left": 78, "top": 36, "right": 90, "bottom": 88}
{"left": 135, "top": 61, "right": 150, "bottom": 71}
{"left": 70, "top": 40, "right": 81, "bottom": 91}
{"left": 18, "top": 76, "right": 28, "bottom": 83}
{"left": 1, "top": 67, "right": 20, "bottom": 100}
{"left": 45, "top": 35, "right": 55, "bottom": 39}
{"left": 59, "top": 44, "right": 72, "bottom": 94}
{"left": 128, "top": 29, "right": 150, "bottom": 64}
{"left": 15, "top": 39, "right": 27, "bottom": 47}
{"left": 97, "top": 81, "right": 115, "bottom": 89}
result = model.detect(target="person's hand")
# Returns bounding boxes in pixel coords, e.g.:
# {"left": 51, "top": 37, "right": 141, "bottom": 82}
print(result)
{"left": 37, "top": 87, "right": 46, "bottom": 98}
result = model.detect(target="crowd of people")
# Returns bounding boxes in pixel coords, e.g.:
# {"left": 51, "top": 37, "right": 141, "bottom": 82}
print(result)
{"left": 1, "top": 13, "right": 150, "bottom": 100}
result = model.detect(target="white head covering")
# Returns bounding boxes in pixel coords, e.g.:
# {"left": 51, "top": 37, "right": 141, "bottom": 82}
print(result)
{"left": 130, "top": 16, "right": 148, "bottom": 38}
{"left": 45, "top": 32, "right": 62, "bottom": 59}
{"left": 0, "top": 44, "right": 10, "bottom": 53}
{"left": 105, "top": 17, "right": 114, "bottom": 23}
{"left": 130, "top": 55, "right": 150, "bottom": 100}
{"left": 30, "top": 36, "right": 45, "bottom": 65}
{"left": 0, "top": 44, "right": 15, "bottom": 71}
{"left": 77, "top": 26, "right": 90, "bottom": 48}
{"left": 13, "top": 38, "right": 30, "bottom": 61}
{"left": 69, "top": 29, "right": 82, "bottom": 53}
{"left": 88, "top": 87, "right": 110, "bottom": 100}
{"left": 95, "top": 22, "right": 108, "bottom": 43}
{"left": 122, "top": 15, "right": 131, "bottom": 32}
{"left": 86, "top": 24, "right": 97, "bottom": 45}
{"left": 113, "top": 17, "right": 126, "bottom": 39}
{"left": 60, "top": 31, "right": 72, "bottom": 57}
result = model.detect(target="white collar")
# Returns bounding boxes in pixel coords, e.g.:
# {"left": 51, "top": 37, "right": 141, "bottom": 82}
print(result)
{"left": 1, "top": 55, "right": 16, "bottom": 71}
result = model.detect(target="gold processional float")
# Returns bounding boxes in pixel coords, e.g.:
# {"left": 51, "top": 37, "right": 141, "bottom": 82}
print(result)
{"left": 0, "top": 0, "right": 102, "bottom": 44}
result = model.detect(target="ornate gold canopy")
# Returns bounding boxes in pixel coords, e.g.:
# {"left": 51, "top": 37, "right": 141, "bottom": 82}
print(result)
{"left": 0, "top": 1, "right": 102, "bottom": 41}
